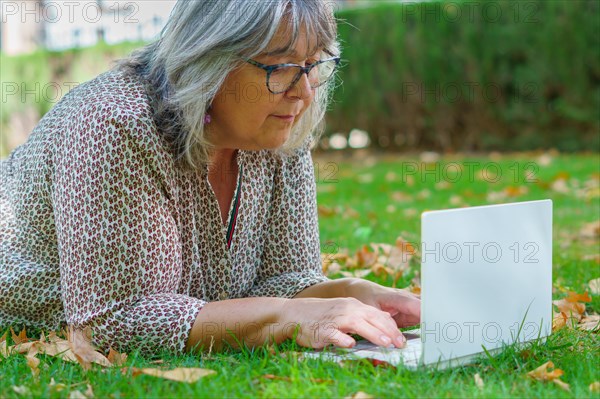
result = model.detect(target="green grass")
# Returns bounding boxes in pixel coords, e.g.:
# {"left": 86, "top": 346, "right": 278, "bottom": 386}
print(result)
{"left": 1, "top": 152, "right": 599, "bottom": 398}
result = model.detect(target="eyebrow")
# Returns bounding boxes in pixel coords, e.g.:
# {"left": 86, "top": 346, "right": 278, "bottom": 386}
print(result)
{"left": 263, "top": 48, "right": 321, "bottom": 60}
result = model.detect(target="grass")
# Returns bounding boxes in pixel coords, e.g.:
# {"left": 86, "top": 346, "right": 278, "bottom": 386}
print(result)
{"left": 1, "top": 151, "right": 599, "bottom": 398}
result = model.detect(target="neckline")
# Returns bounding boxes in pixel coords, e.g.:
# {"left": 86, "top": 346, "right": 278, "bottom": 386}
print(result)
{"left": 201, "top": 150, "right": 245, "bottom": 252}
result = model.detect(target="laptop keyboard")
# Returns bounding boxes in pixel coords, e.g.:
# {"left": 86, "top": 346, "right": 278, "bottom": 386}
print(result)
{"left": 303, "top": 332, "right": 423, "bottom": 367}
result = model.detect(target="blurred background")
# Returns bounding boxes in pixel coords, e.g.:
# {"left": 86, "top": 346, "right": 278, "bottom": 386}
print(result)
{"left": 0, "top": 0, "right": 599, "bottom": 157}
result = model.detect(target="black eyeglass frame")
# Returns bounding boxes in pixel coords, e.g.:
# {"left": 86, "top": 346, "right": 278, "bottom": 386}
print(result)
{"left": 244, "top": 56, "right": 341, "bottom": 94}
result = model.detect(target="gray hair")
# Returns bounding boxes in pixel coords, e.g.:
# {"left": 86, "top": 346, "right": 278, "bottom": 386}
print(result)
{"left": 114, "top": 0, "right": 340, "bottom": 170}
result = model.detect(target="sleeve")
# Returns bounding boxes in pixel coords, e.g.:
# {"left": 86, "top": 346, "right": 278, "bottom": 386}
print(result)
{"left": 245, "top": 139, "right": 330, "bottom": 298}
{"left": 53, "top": 101, "right": 205, "bottom": 356}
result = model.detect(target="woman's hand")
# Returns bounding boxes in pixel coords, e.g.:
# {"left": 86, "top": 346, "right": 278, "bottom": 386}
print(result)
{"left": 281, "top": 297, "right": 407, "bottom": 349}
{"left": 346, "top": 279, "right": 421, "bottom": 329}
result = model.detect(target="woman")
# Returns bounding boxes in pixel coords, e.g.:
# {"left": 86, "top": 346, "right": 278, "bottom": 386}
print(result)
{"left": 0, "top": 0, "right": 420, "bottom": 356}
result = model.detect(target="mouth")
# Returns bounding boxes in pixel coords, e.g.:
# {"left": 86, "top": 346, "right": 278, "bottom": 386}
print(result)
{"left": 271, "top": 114, "right": 297, "bottom": 123}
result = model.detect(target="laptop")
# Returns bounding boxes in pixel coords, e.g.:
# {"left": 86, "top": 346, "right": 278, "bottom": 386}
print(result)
{"left": 304, "top": 199, "right": 553, "bottom": 369}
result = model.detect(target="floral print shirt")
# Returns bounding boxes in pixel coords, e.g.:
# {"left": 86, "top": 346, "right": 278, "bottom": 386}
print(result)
{"left": 0, "top": 69, "right": 328, "bottom": 355}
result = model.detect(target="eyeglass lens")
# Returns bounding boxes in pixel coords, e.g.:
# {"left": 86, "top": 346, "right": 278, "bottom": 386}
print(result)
{"left": 268, "top": 60, "right": 337, "bottom": 93}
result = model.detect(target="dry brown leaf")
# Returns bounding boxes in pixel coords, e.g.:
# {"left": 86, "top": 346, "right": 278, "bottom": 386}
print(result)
{"left": 8, "top": 341, "right": 37, "bottom": 355}
{"left": 318, "top": 204, "right": 337, "bottom": 217}
{"left": 580, "top": 220, "right": 600, "bottom": 239}
{"left": 553, "top": 291, "right": 590, "bottom": 327}
{"left": 565, "top": 291, "right": 592, "bottom": 303}
{"left": 12, "top": 385, "right": 31, "bottom": 396}
{"left": 526, "top": 361, "right": 569, "bottom": 390}
{"left": 371, "top": 263, "right": 394, "bottom": 278}
{"left": 504, "top": 185, "right": 529, "bottom": 197}
{"left": 551, "top": 178, "right": 570, "bottom": 194}
{"left": 391, "top": 191, "right": 412, "bottom": 202}
{"left": 589, "top": 278, "right": 600, "bottom": 295}
{"left": 344, "top": 392, "right": 374, "bottom": 399}
{"left": 127, "top": 367, "right": 216, "bottom": 383}
{"left": 339, "top": 269, "right": 372, "bottom": 278}
{"left": 48, "top": 378, "right": 67, "bottom": 392}
{"left": 578, "top": 315, "right": 600, "bottom": 332}
{"left": 409, "top": 285, "right": 421, "bottom": 295}
{"left": 553, "top": 379, "right": 571, "bottom": 391}
{"left": 107, "top": 348, "right": 128, "bottom": 366}
{"left": 0, "top": 331, "right": 7, "bottom": 358}
{"left": 25, "top": 344, "right": 41, "bottom": 379}
{"left": 474, "top": 373, "right": 484, "bottom": 389}
{"left": 552, "top": 311, "right": 570, "bottom": 331}
{"left": 262, "top": 374, "right": 292, "bottom": 382}
{"left": 68, "top": 390, "right": 88, "bottom": 399}
{"left": 590, "top": 382, "right": 600, "bottom": 392}
{"left": 68, "top": 326, "right": 112, "bottom": 370}
{"left": 356, "top": 245, "right": 377, "bottom": 268}
{"left": 11, "top": 327, "right": 29, "bottom": 345}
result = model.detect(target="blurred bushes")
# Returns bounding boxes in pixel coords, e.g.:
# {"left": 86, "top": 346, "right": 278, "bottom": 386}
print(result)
{"left": 328, "top": 0, "right": 600, "bottom": 152}
{"left": 0, "top": 42, "right": 143, "bottom": 157}
{"left": 1, "top": 0, "right": 599, "bottom": 157}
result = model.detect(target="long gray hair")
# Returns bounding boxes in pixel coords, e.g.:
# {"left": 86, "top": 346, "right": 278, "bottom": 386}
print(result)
{"left": 114, "top": 0, "right": 340, "bottom": 170}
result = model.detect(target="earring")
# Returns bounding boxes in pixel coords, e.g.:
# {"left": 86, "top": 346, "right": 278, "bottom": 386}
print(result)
{"left": 203, "top": 104, "right": 212, "bottom": 124}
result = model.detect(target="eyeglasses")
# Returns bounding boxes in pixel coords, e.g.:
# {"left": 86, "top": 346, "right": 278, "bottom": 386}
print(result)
{"left": 244, "top": 56, "right": 340, "bottom": 94}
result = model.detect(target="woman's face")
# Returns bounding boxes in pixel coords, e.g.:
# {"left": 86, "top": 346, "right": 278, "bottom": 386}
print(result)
{"left": 208, "top": 26, "right": 319, "bottom": 151}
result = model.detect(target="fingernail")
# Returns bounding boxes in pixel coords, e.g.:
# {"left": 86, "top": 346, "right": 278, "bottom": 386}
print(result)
{"left": 380, "top": 335, "right": 391, "bottom": 345}
{"left": 396, "top": 335, "right": 406, "bottom": 347}
{"left": 343, "top": 336, "right": 354, "bottom": 347}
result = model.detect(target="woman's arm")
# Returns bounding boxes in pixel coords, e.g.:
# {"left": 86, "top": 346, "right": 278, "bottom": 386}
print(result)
{"left": 54, "top": 99, "right": 204, "bottom": 356}
{"left": 185, "top": 296, "right": 407, "bottom": 353}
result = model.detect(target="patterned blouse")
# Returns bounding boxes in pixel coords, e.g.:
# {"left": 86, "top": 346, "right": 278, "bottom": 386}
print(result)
{"left": 0, "top": 68, "right": 329, "bottom": 355}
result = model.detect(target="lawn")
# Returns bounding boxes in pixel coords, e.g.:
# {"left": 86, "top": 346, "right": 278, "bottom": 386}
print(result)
{"left": 1, "top": 151, "right": 598, "bottom": 399}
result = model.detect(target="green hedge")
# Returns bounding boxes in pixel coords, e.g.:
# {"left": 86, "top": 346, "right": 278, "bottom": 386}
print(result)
{"left": 1, "top": 0, "right": 599, "bottom": 156}
{"left": 328, "top": 0, "right": 600, "bottom": 151}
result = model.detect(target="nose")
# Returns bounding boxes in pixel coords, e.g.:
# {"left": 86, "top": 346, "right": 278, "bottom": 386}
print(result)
{"left": 285, "top": 72, "right": 313, "bottom": 101}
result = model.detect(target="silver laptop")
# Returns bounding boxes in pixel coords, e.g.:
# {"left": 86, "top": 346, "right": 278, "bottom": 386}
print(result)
{"left": 305, "top": 199, "right": 553, "bottom": 369}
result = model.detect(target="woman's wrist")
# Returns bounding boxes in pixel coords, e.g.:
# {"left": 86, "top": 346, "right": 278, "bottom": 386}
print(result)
{"left": 344, "top": 278, "right": 382, "bottom": 303}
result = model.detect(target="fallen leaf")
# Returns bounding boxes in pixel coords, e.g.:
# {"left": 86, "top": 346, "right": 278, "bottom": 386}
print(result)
{"left": 527, "top": 361, "right": 564, "bottom": 381}
{"left": 371, "top": 263, "right": 394, "bottom": 278}
{"left": 526, "top": 360, "right": 569, "bottom": 390}
{"left": 68, "top": 390, "right": 87, "bottom": 399}
{"left": 12, "top": 385, "right": 31, "bottom": 396}
{"left": 318, "top": 204, "right": 337, "bottom": 217}
{"left": 107, "top": 348, "right": 128, "bottom": 366}
{"left": 553, "top": 379, "right": 571, "bottom": 391}
{"left": 391, "top": 191, "right": 412, "bottom": 202}
{"left": 487, "top": 190, "right": 507, "bottom": 203}
{"left": 0, "top": 332, "right": 7, "bottom": 358}
{"left": 126, "top": 367, "right": 216, "bottom": 383}
{"left": 474, "top": 373, "right": 484, "bottom": 389}
{"left": 578, "top": 315, "right": 600, "bottom": 332}
{"left": 48, "top": 378, "right": 67, "bottom": 392}
{"left": 344, "top": 391, "right": 374, "bottom": 399}
{"left": 25, "top": 344, "right": 41, "bottom": 379}
{"left": 580, "top": 220, "right": 600, "bottom": 239}
{"left": 551, "top": 178, "right": 570, "bottom": 194}
{"left": 262, "top": 374, "right": 292, "bottom": 382}
{"left": 11, "top": 327, "right": 29, "bottom": 345}
{"left": 367, "top": 358, "right": 396, "bottom": 369}
{"left": 590, "top": 382, "right": 600, "bottom": 392}
{"left": 356, "top": 245, "right": 377, "bottom": 268}
{"left": 565, "top": 291, "right": 592, "bottom": 303}
{"left": 552, "top": 311, "right": 569, "bottom": 331}
{"left": 409, "top": 285, "right": 421, "bottom": 295}
{"left": 68, "top": 326, "right": 112, "bottom": 370}
{"left": 339, "top": 269, "right": 372, "bottom": 278}
{"left": 589, "top": 278, "right": 600, "bottom": 295}
{"left": 504, "top": 185, "right": 529, "bottom": 197}
{"left": 553, "top": 291, "right": 589, "bottom": 327}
